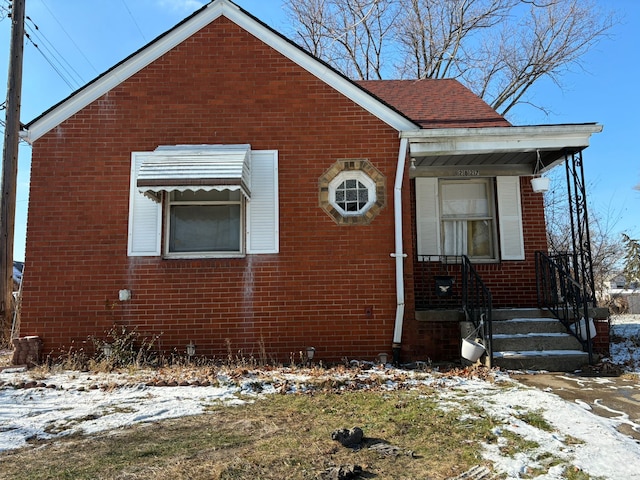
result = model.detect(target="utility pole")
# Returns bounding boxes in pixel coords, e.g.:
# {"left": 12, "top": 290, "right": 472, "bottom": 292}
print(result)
{"left": 1, "top": 0, "right": 26, "bottom": 343}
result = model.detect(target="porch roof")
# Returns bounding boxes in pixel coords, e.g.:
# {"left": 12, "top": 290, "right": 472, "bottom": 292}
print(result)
{"left": 401, "top": 123, "right": 603, "bottom": 176}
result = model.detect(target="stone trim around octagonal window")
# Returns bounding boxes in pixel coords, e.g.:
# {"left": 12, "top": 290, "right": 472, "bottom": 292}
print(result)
{"left": 319, "top": 159, "right": 386, "bottom": 225}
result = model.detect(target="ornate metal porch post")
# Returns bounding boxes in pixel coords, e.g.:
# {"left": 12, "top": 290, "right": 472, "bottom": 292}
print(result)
{"left": 564, "top": 150, "right": 597, "bottom": 307}
{"left": 565, "top": 150, "right": 597, "bottom": 363}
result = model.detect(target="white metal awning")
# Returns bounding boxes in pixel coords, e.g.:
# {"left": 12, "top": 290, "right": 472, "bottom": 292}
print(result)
{"left": 136, "top": 144, "right": 252, "bottom": 199}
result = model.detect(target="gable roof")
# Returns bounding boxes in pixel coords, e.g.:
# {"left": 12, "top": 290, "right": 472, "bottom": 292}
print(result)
{"left": 357, "top": 79, "right": 510, "bottom": 129}
{"left": 22, "top": 0, "right": 419, "bottom": 143}
{"left": 22, "top": 0, "right": 601, "bottom": 163}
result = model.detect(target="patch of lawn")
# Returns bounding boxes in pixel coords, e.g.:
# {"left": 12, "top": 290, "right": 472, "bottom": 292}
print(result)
{"left": 0, "top": 387, "right": 500, "bottom": 480}
{"left": 564, "top": 466, "right": 606, "bottom": 480}
{"left": 497, "top": 430, "right": 540, "bottom": 457}
{"left": 515, "top": 410, "right": 553, "bottom": 432}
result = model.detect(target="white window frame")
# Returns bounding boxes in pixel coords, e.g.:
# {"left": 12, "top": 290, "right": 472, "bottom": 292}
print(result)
{"left": 439, "top": 178, "right": 497, "bottom": 261}
{"left": 163, "top": 190, "right": 244, "bottom": 259}
{"left": 415, "top": 176, "right": 525, "bottom": 262}
{"left": 328, "top": 170, "right": 376, "bottom": 217}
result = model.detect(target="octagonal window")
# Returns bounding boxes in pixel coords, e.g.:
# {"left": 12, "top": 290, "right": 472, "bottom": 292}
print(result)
{"left": 319, "top": 159, "right": 386, "bottom": 225}
{"left": 329, "top": 171, "right": 376, "bottom": 216}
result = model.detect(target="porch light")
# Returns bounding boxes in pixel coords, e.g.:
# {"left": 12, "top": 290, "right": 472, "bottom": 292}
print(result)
{"left": 102, "top": 343, "right": 113, "bottom": 358}
{"left": 530, "top": 150, "right": 550, "bottom": 193}
{"left": 306, "top": 346, "right": 315, "bottom": 361}
{"left": 410, "top": 158, "right": 417, "bottom": 171}
{"left": 186, "top": 342, "right": 196, "bottom": 357}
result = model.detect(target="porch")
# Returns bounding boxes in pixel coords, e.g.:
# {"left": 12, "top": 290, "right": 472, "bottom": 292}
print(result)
{"left": 411, "top": 253, "right": 610, "bottom": 371}
{"left": 402, "top": 123, "right": 606, "bottom": 371}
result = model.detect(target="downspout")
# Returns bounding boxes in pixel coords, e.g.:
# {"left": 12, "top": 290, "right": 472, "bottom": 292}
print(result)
{"left": 391, "top": 137, "right": 409, "bottom": 364}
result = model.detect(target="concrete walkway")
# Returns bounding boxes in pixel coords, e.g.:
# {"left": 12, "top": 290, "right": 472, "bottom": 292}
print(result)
{"left": 512, "top": 371, "right": 640, "bottom": 441}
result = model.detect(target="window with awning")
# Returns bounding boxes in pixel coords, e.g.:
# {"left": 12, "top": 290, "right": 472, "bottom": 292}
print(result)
{"left": 128, "top": 145, "right": 278, "bottom": 258}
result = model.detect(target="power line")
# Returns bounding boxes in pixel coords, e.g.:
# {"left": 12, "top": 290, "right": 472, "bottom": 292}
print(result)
{"left": 0, "top": 0, "right": 9, "bottom": 20}
{"left": 40, "top": 0, "right": 99, "bottom": 75}
{"left": 23, "top": 28, "right": 79, "bottom": 90}
{"left": 120, "top": 0, "right": 146, "bottom": 42}
{"left": 2, "top": 0, "right": 86, "bottom": 91}
{"left": 25, "top": 18, "right": 84, "bottom": 89}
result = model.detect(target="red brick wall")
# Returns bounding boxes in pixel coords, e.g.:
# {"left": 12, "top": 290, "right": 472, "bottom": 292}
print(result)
{"left": 403, "top": 320, "right": 461, "bottom": 363}
{"left": 20, "top": 18, "right": 403, "bottom": 363}
{"left": 592, "top": 318, "right": 611, "bottom": 357}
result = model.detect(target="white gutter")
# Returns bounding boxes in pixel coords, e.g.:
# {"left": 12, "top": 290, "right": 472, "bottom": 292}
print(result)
{"left": 391, "top": 138, "right": 409, "bottom": 357}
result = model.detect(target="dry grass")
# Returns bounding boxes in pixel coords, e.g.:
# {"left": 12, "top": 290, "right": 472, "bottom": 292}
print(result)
{"left": 0, "top": 386, "right": 499, "bottom": 480}
{"left": 0, "top": 350, "right": 11, "bottom": 369}
{"left": 0, "top": 324, "right": 610, "bottom": 480}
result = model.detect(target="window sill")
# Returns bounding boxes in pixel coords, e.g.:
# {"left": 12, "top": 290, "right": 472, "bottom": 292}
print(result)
{"left": 469, "top": 258, "right": 500, "bottom": 264}
{"left": 417, "top": 255, "right": 500, "bottom": 264}
{"left": 163, "top": 253, "right": 246, "bottom": 260}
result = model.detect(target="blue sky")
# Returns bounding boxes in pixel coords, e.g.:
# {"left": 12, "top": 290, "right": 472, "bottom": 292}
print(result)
{"left": 1, "top": 0, "right": 638, "bottom": 261}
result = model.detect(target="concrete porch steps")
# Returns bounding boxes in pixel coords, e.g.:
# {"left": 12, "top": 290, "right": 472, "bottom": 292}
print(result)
{"left": 492, "top": 350, "right": 589, "bottom": 372}
{"left": 489, "top": 310, "right": 590, "bottom": 372}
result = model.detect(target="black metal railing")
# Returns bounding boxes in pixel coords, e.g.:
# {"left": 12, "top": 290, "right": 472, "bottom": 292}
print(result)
{"left": 461, "top": 256, "right": 493, "bottom": 366}
{"left": 535, "top": 251, "right": 594, "bottom": 363}
{"left": 415, "top": 255, "right": 493, "bottom": 366}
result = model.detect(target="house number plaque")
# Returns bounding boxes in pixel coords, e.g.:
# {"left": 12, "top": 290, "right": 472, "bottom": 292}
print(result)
{"left": 456, "top": 169, "right": 480, "bottom": 177}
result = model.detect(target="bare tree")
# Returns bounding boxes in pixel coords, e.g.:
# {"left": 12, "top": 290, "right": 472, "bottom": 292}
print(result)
{"left": 285, "top": 0, "right": 399, "bottom": 79}
{"left": 394, "top": 0, "right": 514, "bottom": 81}
{"left": 284, "top": 0, "right": 615, "bottom": 116}
{"left": 543, "top": 171, "right": 573, "bottom": 254}
{"left": 477, "top": 0, "right": 615, "bottom": 115}
{"left": 284, "top": 0, "right": 332, "bottom": 58}
{"left": 544, "top": 171, "right": 625, "bottom": 303}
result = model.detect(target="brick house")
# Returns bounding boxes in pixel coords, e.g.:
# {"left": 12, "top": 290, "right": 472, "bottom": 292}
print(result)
{"left": 18, "top": 0, "right": 603, "bottom": 366}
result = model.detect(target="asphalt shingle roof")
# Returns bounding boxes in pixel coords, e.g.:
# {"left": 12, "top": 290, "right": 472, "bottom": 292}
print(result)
{"left": 356, "top": 79, "right": 511, "bottom": 129}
